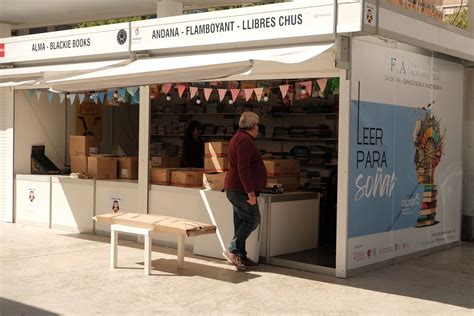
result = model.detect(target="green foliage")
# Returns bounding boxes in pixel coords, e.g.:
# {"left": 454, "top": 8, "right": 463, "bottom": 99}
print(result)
{"left": 209, "top": 1, "right": 282, "bottom": 11}
{"left": 443, "top": 8, "right": 468, "bottom": 30}
{"left": 78, "top": 16, "right": 152, "bottom": 28}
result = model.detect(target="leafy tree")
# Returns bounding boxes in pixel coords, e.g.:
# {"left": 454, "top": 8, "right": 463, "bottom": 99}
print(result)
{"left": 444, "top": 8, "right": 468, "bottom": 29}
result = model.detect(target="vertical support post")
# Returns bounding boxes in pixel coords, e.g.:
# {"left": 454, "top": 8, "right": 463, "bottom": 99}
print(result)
{"left": 335, "top": 69, "right": 350, "bottom": 278}
{"left": 468, "top": 0, "right": 474, "bottom": 33}
{"left": 144, "top": 232, "right": 152, "bottom": 275}
{"left": 177, "top": 234, "right": 185, "bottom": 269}
{"left": 156, "top": 0, "right": 183, "bottom": 18}
{"left": 138, "top": 86, "right": 150, "bottom": 215}
{"left": 111, "top": 228, "right": 118, "bottom": 269}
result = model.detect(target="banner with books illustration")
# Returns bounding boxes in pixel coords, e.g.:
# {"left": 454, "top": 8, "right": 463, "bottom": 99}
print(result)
{"left": 347, "top": 38, "right": 464, "bottom": 270}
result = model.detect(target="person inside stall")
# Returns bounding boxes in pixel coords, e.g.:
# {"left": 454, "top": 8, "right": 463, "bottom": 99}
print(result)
{"left": 181, "top": 120, "right": 204, "bottom": 168}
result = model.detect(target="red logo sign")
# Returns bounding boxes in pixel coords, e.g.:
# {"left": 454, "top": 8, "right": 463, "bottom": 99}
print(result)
{"left": 0, "top": 44, "right": 4, "bottom": 57}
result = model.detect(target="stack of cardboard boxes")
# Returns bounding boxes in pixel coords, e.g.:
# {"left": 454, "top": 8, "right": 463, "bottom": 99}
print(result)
{"left": 264, "top": 159, "right": 301, "bottom": 191}
{"left": 69, "top": 135, "right": 138, "bottom": 180}
{"left": 203, "top": 142, "right": 229, "bottom": 191}
{"left": 149, "top": 156, "right": 181, "bottom": 185}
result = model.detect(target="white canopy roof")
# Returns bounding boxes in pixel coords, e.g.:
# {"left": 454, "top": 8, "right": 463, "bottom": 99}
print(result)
{"left": 0, "top": 59, "right": 131, "bottom": 87}
{"left": 49, "top": 43, "right": 334, "bottom": 92}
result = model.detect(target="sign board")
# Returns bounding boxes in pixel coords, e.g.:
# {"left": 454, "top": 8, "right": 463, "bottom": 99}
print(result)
{"left": 347, "top": 38, "right": 463, "bottom": 270}
{"left": 131, "top": 1, "right": 362, "bottom": 51}
{"left": 364, "top": 2, "right": 377, "bottom": 26}
{"left": 0, "top": 23, "right": 130, "bottom": 64}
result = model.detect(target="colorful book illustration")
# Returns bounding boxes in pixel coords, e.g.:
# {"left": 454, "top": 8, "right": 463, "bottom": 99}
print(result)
{"left": 413, "top": 110, "right": 444, "bottom": 228}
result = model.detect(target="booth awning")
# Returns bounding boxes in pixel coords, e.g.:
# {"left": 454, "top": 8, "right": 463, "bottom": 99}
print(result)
{"left": 49, "top": 43, "right": 334, "bottom": 92}
{"left": 0, "top": 59, "right": 131, "bottom": 87}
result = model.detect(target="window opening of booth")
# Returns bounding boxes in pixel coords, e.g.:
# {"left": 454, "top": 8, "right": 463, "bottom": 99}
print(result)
{"left": 148, "top": 78, "right": 340, "bottom": 269}
{"left": 68, "top": 91, "right": 140, "bottom": 181}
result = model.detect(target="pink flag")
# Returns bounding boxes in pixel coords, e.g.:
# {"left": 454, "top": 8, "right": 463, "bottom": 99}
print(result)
{"left": 162, "top": 83, "right": 172, "bottom": 94}
{"left": 204, "top": 88, "right": 213, "bottom": 101}
{"left": 300, "top": 80, "right": 312, "bottom": 96}
{"left": 317, "top": 78, "right": 328, "bottom": 97}
{"left": 279, "top": 84, "right": 290, "bottom": 98}
{"left": 189, "top": 86, "right": 198, "bottom": 99}
{"left": 176, "top": 84, "right": 186, "bottom": 98}
{"left": 253, "top": 88, "right": 264, "bottom": 101}
{"left": 244, "top": 89, "right": 254, "bottom": 102}
{"left": 230, "top": 89, "right": 240, "bottom": 102}
{"left": 218, "top": 89, "right": 227, "bottom": 102}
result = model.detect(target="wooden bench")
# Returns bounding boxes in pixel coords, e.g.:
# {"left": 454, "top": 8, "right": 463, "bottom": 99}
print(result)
{"left": 94, "top": 213, "right": 217, "bottom": 275}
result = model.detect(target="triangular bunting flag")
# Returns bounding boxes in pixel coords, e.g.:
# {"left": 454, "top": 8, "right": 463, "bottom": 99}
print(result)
{"left": 230, "top": 89, "right": 240, "bottom": 102}
{"left": 126, "top": 87, "right": 138, "bottom": 96}
{"left": 132, "top": 90, "right": 140, "bottom": 104}
{"left": 98, "top": 92, "right": 106, "bottom": 104}
{"left": 78, "top": 93, "right": 85, "bottom": 104}
{"left": 244, "top": 89, "right": 254, "bottom": 102}
{"left": 218, "top": 89, "right": 227, "bottom": 102}
{"left": 176, "top": 84, "right": 186, "bottom": 98}
{"left": 189, "top": 86, "right": 198, "bottom": 99}
{"left": 317, "top": 78, "right": 328, "bottom": 97}
{"left": 300, "top": 80, "right": 313, "bottom": 97}
{"left": 279, "top": 84, "right": 289, "bottom": 98}
{"left": 47, "top": 91, "right": 54, "bottom": 104}
{"left": 67, "top": 94, "right": 76, "bottom": 105}
{"left": 118, "top": 88, "right": 126, "bottom": 100}
{"left": 254, "top": 88, "right": 264, "bottom": 102}
{"left": 107, "top": 90, "right": 114, "bottom": 102}
{"left": 28, "top": 89, "right": 35, "bottom": 98}
{"left": 162, "top": 83, "right": 172, "bottom": 94}
{"left": 204, "top": 88, "right": 213, "bottom": 101}
{"left": 35, "top": 90, "right": 42, "bottom": 101}
{"left": 59, "top": 93, "right": 65, "bottom": 104}
{"left": 90, "top": 93, "right": 99, "bottom": 104}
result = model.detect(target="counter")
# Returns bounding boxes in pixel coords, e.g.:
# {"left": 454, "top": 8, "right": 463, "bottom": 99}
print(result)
{"left": 51, "top": 176, "right": 95, "bottom": 233}
{"left": 15, "top": 175, "right": 320, "bottom": 264}
{"left": 16, "top": 174, "right": 52, "bottom": 228}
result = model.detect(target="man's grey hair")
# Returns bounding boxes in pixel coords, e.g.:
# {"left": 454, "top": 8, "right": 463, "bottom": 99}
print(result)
{"left": 239, "top": 112, "right": 259, "bottom": 129}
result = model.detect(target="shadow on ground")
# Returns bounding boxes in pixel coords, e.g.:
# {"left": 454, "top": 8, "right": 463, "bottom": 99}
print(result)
{"left": 63, "top": 232, "right": 474, "bottom": 309}
{"left": 0, "top": 298, "right": 59, "bottom": 316}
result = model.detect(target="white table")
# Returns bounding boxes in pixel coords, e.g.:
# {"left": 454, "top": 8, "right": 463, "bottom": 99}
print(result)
{"left": 110, "top": 224, "right": 185, "bottom": 275}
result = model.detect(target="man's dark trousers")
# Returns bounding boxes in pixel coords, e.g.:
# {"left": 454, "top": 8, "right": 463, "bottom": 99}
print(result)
{"left": 226, "top": 190, "right": 261, "bottom": 259}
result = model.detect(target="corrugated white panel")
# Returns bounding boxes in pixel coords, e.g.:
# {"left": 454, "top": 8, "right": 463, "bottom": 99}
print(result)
{"left": 0, "top": 88, "right": 8, "bottom": 221}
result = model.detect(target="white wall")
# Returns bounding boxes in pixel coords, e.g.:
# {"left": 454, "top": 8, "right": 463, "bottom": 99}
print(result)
{"left": 0, "top": 88, "right": 14, "bottom": 222}
{"left": 14, "top": 90, "right": 66, "bottom": 174}
{"left": 464, "top": 68, "right": 474, "bottom": 217}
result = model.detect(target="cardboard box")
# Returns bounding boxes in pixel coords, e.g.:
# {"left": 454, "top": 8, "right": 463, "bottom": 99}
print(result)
{"left": 150, "top": 167, "right": 175, "bottom": 185}
{"left": 69, "top": 135, "right": 98, "bottom": 156}
{"left": 205, "top": 142, "right": 229, "bottom": 157}
{"left": 117, "top": 157, "right": 138, "bottom": 180}
{"left": 267, "top": 176, "right": 300, "bottom": 191}
{"left": 87, "top": 156, "right": 117, "bottom": 179}
{"left": 171, "top": 169, "right": 204, "bottom": 188}
{"left": 70, "top": 156, "right": 88, "bottom": 174}
{"left": 150, "top": 156, "right": 181, "bottom": 168}
{"left": 204, "top": 157, "right": 228, "bottom": 173}
{"left": 203, "top": 172, "right": 227, "bottom": 191}
{"left": 263, "top": 159, "right": 300, "bottom": 176}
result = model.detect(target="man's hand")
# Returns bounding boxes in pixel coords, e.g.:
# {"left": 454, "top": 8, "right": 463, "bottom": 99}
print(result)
{"left": 247, "top": 192, "right": 257, "bottom": 205}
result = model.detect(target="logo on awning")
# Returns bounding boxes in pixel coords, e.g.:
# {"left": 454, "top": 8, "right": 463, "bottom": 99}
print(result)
{"left": 116, "top": 29, "right": 127, "bottom": 45}
{"left": 0, "top": 44, "right": 4, "bottom": 57}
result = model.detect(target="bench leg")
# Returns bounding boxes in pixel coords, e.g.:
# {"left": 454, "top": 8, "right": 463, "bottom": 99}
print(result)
{"left": 177, "top": 235, "right": 185, "bottom": 269}
{"left": 111, "top": 229, "right": 118, "bottom": 269}
{"left": 144, "top": 234, "right": 152, "bottom": 275}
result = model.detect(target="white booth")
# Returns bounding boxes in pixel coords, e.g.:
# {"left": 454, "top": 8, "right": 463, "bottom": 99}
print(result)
{"left": 0, "top": 0, "right": 471, "bottom": 277}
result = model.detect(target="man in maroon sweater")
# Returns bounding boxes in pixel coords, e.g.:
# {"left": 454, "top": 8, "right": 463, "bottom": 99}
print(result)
{"left": 223, "top": 112, "right": 267, "bottom": 271}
